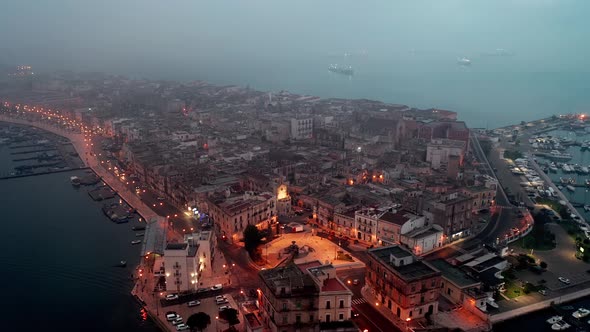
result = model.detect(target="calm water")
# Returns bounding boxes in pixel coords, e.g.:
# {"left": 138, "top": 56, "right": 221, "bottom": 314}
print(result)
{"left": 0, "top": 167, "right": 159, "bottom": 331}
{"left": 7, "top": 1, "right": 589, "bottom": 128}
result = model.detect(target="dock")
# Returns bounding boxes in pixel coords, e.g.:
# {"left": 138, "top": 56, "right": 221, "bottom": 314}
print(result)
{"left": 0, "top": 167, "right": 90, "bottom": 180}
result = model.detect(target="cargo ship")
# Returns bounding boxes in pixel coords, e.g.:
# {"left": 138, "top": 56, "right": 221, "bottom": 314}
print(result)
{"left": 328, "top": 64, "right": 354, "bottom": 76}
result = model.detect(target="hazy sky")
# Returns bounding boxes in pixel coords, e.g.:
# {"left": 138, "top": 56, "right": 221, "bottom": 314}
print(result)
{"left": 1, "top": 0, "right": 587, "bottom": 73}
{"left": 1, "top": 1, "right": 588, "bottom": 127}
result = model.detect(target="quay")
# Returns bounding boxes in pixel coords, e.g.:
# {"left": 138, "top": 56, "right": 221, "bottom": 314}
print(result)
{"left": 10, "top": 148, "right": 57, "bottom": 155}
{"left": 529, "top": 158, "right": 586, "bottom": 223}
{"left": 0, "top": 166, "right": 90, "bottom": 180}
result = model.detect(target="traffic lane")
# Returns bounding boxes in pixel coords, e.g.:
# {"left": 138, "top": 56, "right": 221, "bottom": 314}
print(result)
{"left": 354, "top": 302, "right": 401, "bottom": 332}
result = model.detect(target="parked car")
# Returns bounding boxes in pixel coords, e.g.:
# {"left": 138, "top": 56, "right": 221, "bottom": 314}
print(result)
{"left": 188, "top": 300, "right": 201, "bottom": 307}
{"left": 197, "top": 288, "right": 209, "bottom": 293}
{"left": 211, "top": 284, "right": 223, "bottom": 291}
{"left": 172, "top": 318, "right": 184, "bottom": 326}
{"left": 176, "top": 324, "right": 189, "bottom": 331}
{"left": 166, "top": 313, "right": 180, "bottom": 322}
{"left": 215, "top": 295, "right": 226, "bottom": 300}
{"left": 353, "top": 279, "right": 359, "bottom": 285}
{"left": 539, "top": 289, "right": 547, "bottom": 296}
{"left": 558, "top": 277, "right": 571, "bottom": 284}
{"left": 219, "top": 305, "right": 232, "bottom": 312}
{"left": 165, "top": 294, "right": 179, "bottom": 300}
{"left": 216, "top": 298, "right": 229, "bottom": 305}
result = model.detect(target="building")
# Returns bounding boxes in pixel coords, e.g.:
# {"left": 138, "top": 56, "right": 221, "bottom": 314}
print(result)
{"left": 163, "top": 243, "right": 199, "bottom": 293}
{"left": 257, "top": 261, "right": 354, "bottom": 332}
{"left": 426, "top": 139, "right": 466, "bottom": 170}
{"left": 276, "top": 184, "right": 292, "bottom": 216}
{"left": 184, "top": 230, "right": 216, "bottom": 279}
{"left": 422, "top": 191, "right": 474, "bottom": 242}
{"left": 366, "top": 245, "right": 441, "bottom": 321}
{"left": 290, "top": 117, "right": 313, "bottom": 140}
{"left": 209, "top": 191, "right": 277, "bottom": 242}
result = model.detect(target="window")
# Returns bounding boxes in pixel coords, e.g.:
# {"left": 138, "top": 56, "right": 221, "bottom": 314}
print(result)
{"left": 296, "top": 315, "right": 301, "bottom": 323}
{"left": 409, "top": 310, "right": 413, "bottom": 317}
{"left": 325, "top": 314, "right": 331, "bottom": 323}
{"left": 282, "top": 302, "right": 287, "bottom": 310}
{"left": 339, "top": 313, "right": 344, "bottom": 321}
{"left": 309, "top": 315, "right": 314, "bottom": 322}
{"left": 282, "top": 315, "right": 288, "bottom": 324}
{"left": 326, "top": 301, "right": 331, "bottom": 309}
{"left": 339, "top": 300, "right": 344, "bottom": 308}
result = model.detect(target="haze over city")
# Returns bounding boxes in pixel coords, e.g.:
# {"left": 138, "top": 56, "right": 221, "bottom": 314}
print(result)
{"left": 2, "top": 1, "right": 590, "bottom": 332}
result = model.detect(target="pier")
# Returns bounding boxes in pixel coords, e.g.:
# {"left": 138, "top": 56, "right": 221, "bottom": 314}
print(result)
{"left": 10, "top": 148, "right": 57, "bottom": 155}
{"left": 0, "top": 167, "right": 90, "bottom": 180}
{"left": 529, "top": 158, "right": 586, "bottom": 223}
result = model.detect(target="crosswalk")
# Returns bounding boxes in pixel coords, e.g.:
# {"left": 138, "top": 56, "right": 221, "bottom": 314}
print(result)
{"left": 352, "top": 298, "right": 367, "bottom": 305}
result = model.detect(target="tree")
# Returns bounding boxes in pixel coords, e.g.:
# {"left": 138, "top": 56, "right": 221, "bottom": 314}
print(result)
{"left": 187, "top": 312, "right": 211, "bottom": 332}
{"left": 540, "top": 261, "right": 548, "bottom": 269}
{"left": 243, "top": 224, "right": 262, "bottom": 258}
{"left": 219, "top": 308, "right": 240, "bottom": 327}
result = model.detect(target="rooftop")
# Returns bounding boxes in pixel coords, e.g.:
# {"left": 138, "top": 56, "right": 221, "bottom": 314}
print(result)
{"left": 379, "top": 210, "right": 418, "bottom": 226}
{"left": 429, "top": 259, "right": 480, "bottom": 288}
{"left": 321, "top": 278, "right": 348, "bottom": 292}
{"left": 369, "top": 246, "right": 440, "bottom": 281}
{"left": 165, "top": 242, "right": 188, "bottom": 250}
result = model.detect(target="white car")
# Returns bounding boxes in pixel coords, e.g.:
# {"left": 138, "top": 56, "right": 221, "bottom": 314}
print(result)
{"left": 216, "top": 298, "right": 229, "bottom": 305}
{"left": 211, "top": 284, "right": 223, "bottom": 291}
{"left": 188, "top": 300, "right": 201, "bottom": 307}
{"left": 219, "top": 305, "right": 232, "bottom": 312}
{"left": 215, "top": 295, "right": 226, "bottom": 301}
{"left": 176, "top": 324, "right": 189, "bottom": 331}
{"left": 172, "top": 318, "right": 184, "bottom": 326}
{"left": 558, "top": 277, "right": 571, "bottom": 285}
{"left": 165, "top": 294, "right": 179, "bottom": 300}
{"left": 166, "top": 313, "right": 180, "bottom": 321}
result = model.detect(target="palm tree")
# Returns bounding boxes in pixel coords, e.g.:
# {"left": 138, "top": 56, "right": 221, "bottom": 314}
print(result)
{"left": 187, "top": 312, "right": 211, "bottom": 332}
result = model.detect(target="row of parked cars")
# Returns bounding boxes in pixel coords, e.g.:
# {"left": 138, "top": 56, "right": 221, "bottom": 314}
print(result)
{"left": 166, "top": 311, "right": 189, "bottom": 331}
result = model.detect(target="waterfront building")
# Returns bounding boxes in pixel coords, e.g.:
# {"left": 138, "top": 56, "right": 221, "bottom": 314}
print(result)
{"left": 257, "top": 261, "right": 355, "bottom": 332}
{"left": 163, "top": 242, "right": 199, "bottom": 293}
{"left": 366, "top": 245, "right": 441, "bottom": 321}
{"left": 184, "top": 230, "right": 215, "bottom": 279}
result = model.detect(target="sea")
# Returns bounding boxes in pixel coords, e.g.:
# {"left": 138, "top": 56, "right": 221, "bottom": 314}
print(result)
{"left": 0, "top": 140, "right": 158, "bottom": 331}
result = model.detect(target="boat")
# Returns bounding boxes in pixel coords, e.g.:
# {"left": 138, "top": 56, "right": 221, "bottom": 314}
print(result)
{"left": 567, "top": 185, "right": 575, "bottom": 192}
{"left": 70, "top": 176, "right": 81, "bottom": 187}
{"left": 584, "top": 205, "right": 590, "bottom": 212}
{"left": 135, "top": 232, "right": 145, "bottom": 237}
{"left": 132, "top": 225, "right": 146, "bottom": 231}
{"left": 572, "top": 308, "right": 590, "bottom": 319}
{"left": 328, "top": 64, "right": 354, "bottom": 76}
{"left": 551, "top": 320, "right": 570, "bottom": 330}
{"left": 547, "top": 316, "right": 563, "bottom": 324}
{"left": 457, "top": 57, "right": 471, "bottom": 66}
{"left": 118, "top": 260, "right": 127, "bottom": 267}
{"left": 131, "top": 240, "right": 141, "bottom": 245}
{"left": 558, "top": 185, "right": 564, "bottom": 190}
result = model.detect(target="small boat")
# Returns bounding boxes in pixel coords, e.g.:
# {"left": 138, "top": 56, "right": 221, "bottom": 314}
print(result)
{"left": 131, "top": 240, "right": 141, "bottom": 245}
{"left": 70, "top": 176, "right": 81, "bottom": 186}
{"left": 558, "top": 185, "right": 564, "bottom": 190}
{"left": 135, "top": 232, "right": 145, "bottom": 237}
{"left": 132, "top": 226, "right": 146, "bottom": 231}
{"left": 547, "top": 316, "right": 563, "bottom": 324}
{"left": 118, "top": 261, "right": 127, "bottom": 267}
{"left": 567, "top": 185, "right": 575, "bottom": 192}
{"left": 551, "top": 320, "right": 570, "bottom": 330}
{"left": 573, "top": 308, "right": 590, "bottom": 319}
{"left": 584, "top": 205, "right": 590, "bottom": 212}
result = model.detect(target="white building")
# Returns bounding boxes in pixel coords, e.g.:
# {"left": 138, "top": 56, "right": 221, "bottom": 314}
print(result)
{"left": 290, "top": 117, "right": 313, "bottom": 140}
{"left": 426, "top": 139, "right": 466, "bottom": 170}
{"left": 163, "top": 243, "right": 199, "bottom": 293}
{"left": 185, "top": 230, "right": 216, "bottom": 280}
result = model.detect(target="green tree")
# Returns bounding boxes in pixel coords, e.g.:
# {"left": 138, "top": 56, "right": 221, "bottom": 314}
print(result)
{"left": 187, "top": 312, "right": 211, "bottom": 332}
{"left": 219, "top": 308, "right": 240, "bottom": 327}
{"left": 243, "top": 224, "right": 262, "bottom": 258}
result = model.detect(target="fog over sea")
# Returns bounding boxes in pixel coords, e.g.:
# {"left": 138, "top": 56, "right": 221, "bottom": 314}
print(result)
{"left": 2, "top": 0, "right": 590, "bottom": 128}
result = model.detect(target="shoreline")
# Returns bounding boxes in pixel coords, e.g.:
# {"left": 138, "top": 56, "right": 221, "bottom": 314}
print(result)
{"left": 0, "top": 114, "right": 170, "bottom": 331}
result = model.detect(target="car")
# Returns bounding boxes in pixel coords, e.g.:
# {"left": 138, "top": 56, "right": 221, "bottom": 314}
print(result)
{"left": 216, "top": 298, "right": 229, "bottom": 305}
{"left": 211, "top": 284, "right": 223, "bottom": 291}
{"left": 176, "top": 324, "right": 189, "bottom": 331}
{"left": 351, "top": 308, "right": 360, "bottom": 317}
{"left": 166, "top": 311, "right": 177, "bottom": 316}
{"left": 172, "top": 318, "right": 184, "bottom": 326}
{"left": 197, "top": 288, "right": 209, "bottom": 293}
{"left": 538, "top": 289, "right": 547, "bottom": 296}
{"left": 188, "top": 300, "right": 201, "bottom": 307}
{"left": 215, "top": 295, "right": 226, "bottom": 300}
{"left": 219, "top": 305, "right": 232, "bottom": 312}
{"left": 353, "top": 279, "right": 359, "bottom": 285}
{"left": 558, "top": 277, "right": 571, "bottom": 284}
{"left": 165, "top": 294, "right": 179, "bottom": 300}
{"left": 157, "top": 197, "right": 165, "bottom": 200}
{"left": 166, "top": 313, "right": 180, "bottom": 321}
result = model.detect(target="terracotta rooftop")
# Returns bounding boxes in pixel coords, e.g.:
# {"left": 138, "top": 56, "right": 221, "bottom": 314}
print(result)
{"left": 321, "top": 278, "right": 348, "bottom": 292}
